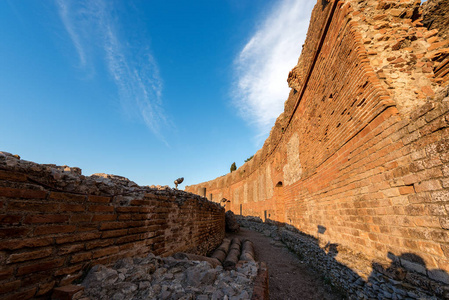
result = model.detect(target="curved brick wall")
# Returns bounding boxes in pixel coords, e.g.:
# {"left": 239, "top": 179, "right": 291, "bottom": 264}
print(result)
{"left": 186, "top": 0, "right": 449, "bottom": 296}
{"left": 0, "top": 153, "right": 225, "bottom": 299}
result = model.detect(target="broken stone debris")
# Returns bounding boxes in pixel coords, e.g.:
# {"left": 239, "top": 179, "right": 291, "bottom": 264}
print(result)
{"left": 79, "top": 253, "right": 258, "bottom": 300}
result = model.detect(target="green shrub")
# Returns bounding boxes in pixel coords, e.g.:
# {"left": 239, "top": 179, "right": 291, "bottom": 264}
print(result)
{"left": 244, "top": 155, "right": 254, "bottom": 162}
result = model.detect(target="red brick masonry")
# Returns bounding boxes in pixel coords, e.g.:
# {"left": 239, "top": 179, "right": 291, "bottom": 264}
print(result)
{"left": 0, "top": 165, "right": 225, "bottom": 299}
{"left": 186, "top": 0, "right": 449, "bottom": 294}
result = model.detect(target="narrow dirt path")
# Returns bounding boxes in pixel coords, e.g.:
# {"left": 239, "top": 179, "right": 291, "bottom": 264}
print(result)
{"left": 228, "top": 228, "right": 343, "bottom": 300}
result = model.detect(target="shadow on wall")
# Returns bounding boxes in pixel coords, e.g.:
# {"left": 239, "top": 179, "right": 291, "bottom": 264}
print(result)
{"left": 238, "top": 217, "right": 449, "bottom": 299}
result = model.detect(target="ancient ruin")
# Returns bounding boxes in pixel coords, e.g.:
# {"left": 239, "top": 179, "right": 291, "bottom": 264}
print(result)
{"left": 0, "top": 152, "right": 226, "bottom": 299}
{"left": 1, "top": 0, "right": 449, "bottom": 299}
{"left": 186, "top": 0, "right": 449, "bottom": 298}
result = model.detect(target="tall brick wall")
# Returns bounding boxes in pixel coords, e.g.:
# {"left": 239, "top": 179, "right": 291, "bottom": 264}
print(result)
{"left": 186, "top": 0, "right": 449, "bottom": 295}
{"left": 0, "top": 153, "right": 225, "bottom": 299}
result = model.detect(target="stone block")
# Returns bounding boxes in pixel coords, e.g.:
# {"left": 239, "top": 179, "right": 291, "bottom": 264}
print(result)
{"left": 52, "top": 285, "right": 84, "bottom": 300}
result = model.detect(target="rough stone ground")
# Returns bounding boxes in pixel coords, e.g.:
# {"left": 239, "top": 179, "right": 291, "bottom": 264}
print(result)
{"left": 79, "top": 254, "right": 258, "bottom": 300}
{"left": 227, "top": 228, "right": 344, "bottom": 300}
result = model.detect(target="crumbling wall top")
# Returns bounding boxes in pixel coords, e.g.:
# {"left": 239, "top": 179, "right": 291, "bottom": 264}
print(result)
{"left": 422, "top": 0, "right": 449, "bottom": 41}
{"left": 0, "top": 151, "right": 219, "bottom": 208}
{"left": 288, "top": 0, "right": 449, "bottom": 118}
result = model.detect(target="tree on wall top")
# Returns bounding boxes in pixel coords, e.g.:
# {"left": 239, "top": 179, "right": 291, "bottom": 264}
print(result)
{"left": 230, "top": 162, "right": 237, "bottom": 172}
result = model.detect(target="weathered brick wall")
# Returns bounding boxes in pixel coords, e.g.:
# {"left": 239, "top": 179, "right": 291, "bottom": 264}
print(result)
{"left": 186, "top": 0, "right": 449, "bottom": 296}
{"left": 0, "top": 153, "right": 225, "bottom": 299}
{"left": 423, "top": 0, "right": 449, "bottom": 41}
{"left": 422, "top": 0, "right": 449, "bottom": 86}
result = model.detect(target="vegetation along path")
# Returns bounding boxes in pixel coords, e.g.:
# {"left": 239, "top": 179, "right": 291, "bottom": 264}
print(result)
{"left": 228, "top": 228, "right": 343, "bottom": 300}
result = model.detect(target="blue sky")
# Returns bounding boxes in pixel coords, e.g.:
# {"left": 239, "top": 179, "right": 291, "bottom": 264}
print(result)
{"left": 1, "top": 0, "right": 314, "bottom": 188}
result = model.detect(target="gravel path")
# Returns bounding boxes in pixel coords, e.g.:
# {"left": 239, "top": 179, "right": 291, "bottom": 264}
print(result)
{"left": 228, "top": 228, "right": 343, "bottom": 300}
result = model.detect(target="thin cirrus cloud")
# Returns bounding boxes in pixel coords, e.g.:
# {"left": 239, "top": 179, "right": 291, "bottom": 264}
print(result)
{"left": 55, "top": 0, "right": 167, "bottom": 140}
{"left": 233, "top": 0, "right": 314, "bottom": 143}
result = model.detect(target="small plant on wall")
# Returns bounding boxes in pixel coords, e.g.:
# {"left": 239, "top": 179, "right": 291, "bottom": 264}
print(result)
{"left": 230, "top": 162, "right": 237, "bottom": 172}
{"left": 244, "top": 155, "right": 254, "bottom": 162}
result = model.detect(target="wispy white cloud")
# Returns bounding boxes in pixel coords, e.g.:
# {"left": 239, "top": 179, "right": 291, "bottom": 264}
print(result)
{"left": 233, "top": 0, "right": 314, "bottom": 143}
{"left": 56, "top": 0, "right": 86, "bottom": 67}
{"left": 56, "top": 0, "right": 167, "bottom": 140}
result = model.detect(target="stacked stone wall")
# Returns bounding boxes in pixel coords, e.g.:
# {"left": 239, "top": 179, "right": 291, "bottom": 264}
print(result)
{"left": 0, "top": 153, "right": 225, "bottom": 299}
{"left": 423, "top": 0, "right": 449, "bottom": 41}
{"left": 186, "top": 0, "right": 449, "bottom": 297}
{"left": 422, "top": 0, "right": 449, "bottom": 86}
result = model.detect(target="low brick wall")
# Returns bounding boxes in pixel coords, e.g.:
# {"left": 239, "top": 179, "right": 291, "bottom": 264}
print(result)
{"left": 0, "top": 153, "right": 225, "bottom": 299}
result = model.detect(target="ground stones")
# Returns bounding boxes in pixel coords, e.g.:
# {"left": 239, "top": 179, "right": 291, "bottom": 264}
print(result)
{"left": 80, "top": 253, "right": 259, "bottom": 300}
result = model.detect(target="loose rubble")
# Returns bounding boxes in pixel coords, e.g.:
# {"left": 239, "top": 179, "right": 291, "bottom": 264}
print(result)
{"left": 80, "top": 253, "right": 259, "bottom": 300}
